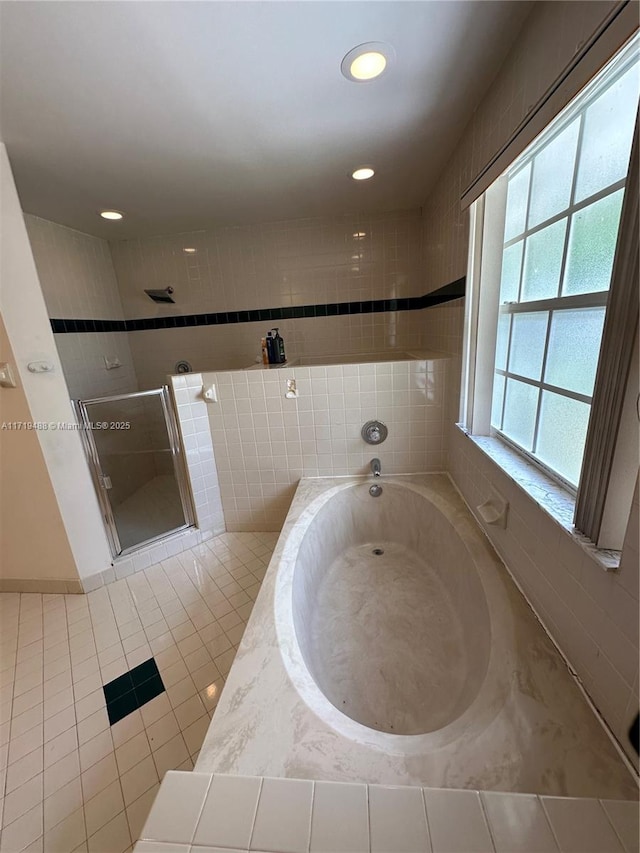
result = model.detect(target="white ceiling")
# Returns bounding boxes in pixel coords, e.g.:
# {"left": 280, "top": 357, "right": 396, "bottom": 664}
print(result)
{"left": 0, "top": 1, "right": 531, "bottom": 239}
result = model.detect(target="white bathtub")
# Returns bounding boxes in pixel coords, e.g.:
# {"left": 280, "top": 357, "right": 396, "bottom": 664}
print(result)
{"left": 196, "top": 474, "right": 637, "bottom": 798}
{"left": 285, "top": 480, "right": 498, "bottom": 740}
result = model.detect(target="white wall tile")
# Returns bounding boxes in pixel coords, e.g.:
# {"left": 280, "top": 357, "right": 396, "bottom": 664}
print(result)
{"left": 193, "top": 774, "right": 261, "bottom": 849}
{"left": 130, "top": 773, "right": 640, "bottom": 853}
{"left": 449, "top": 424, "right": 639, "bottom": 767}
{"left": 600, "top": 799, "right": 640, "bottom": 853}
{"left": 25, "top": 215, "right": 140, "bottom": 400}
{"left": 249, "top": 777, "right": 313, "bottom": 853}
{"left": 369, "top": 784, "right": 431, "bottom": 853}
{"left": 141, "top": 770, "right": 211, "bottom": 844}
{"left": 111, "top": 211, "right": 422, "bottom": 320}
{"left": 105, "top": 210, "right": 430, "bottom": 389}
{"left": 170, "top": 375, "right": 225, "bottom": 539}
{"left": 202, "top": 358, "right": 447, "bottom": 530}
{"left": 423, "top": 788, "right": 494, "bottom": 853}
{"left": 541, "top": 797, "right": 624, "bottom": 853}
{"left": 52, "top": 332, "right": 138, "bottom": 400}
{"left": 481, "top": 792, "right": 559, "bottom": 853}
{"left": 309, "top": 781, "right": 369, "bottom": 853}
{"left": 25, "top": 215, "right": 125, "bottom": 321}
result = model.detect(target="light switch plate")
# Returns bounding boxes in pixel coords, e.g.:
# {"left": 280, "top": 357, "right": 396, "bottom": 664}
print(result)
{"left": 0, "top": 362, "right": 17, "bottom": 388}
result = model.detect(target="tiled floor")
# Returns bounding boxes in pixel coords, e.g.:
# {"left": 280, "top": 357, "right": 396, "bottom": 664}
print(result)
{"left": 0, "top": 532, "right": 276, "bottom": 853}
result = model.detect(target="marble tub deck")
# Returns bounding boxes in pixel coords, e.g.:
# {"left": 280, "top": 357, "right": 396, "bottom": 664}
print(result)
{"left": 196, "top": 474, "right": 638, "bottom": 800}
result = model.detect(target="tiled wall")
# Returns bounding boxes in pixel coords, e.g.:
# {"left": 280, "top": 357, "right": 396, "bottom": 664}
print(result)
{"left": 450, "top": 427, "right": 639, "bottom": 767}
{"left": 136, "top": 770, "right": 639, "bottom": 853}
{"left": 26, "top": 209, "right": 439, "bottom": 391}
{"left": 53, "top": 332, "right": 138, "bottom": 400}
{"left": 25, "top": 215, "right": 139, "bottom": 400}
{"left": 113, "top": 209, "right": 427, "bottom": 386}
{"left": 25, "top": 215, "right": 125, "bottom": 320}
{"left": 110, "top": 210, "right": 423, "bottom": 318}
{"left": 127, "top": 310, "right": 428, "bottom": 391}
{"left": 202, "top": 358, "right": 449, "bottom": 531}
{"left": 169, "top": 373, "right": 225, "bottom": 541}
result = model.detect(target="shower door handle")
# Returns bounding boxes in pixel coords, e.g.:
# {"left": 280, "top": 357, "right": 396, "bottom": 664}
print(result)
{"left": 99, "top": 475, "right": 113, "bottom": 490}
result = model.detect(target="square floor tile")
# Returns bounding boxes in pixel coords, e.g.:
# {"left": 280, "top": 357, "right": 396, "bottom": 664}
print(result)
{"left": 135, "top": 674, "right": 165, "bottom": 708}
{"left": 104, "top": 659, "right": 166, "bottom": 725}
{"left": 107, "top": 690, "right": 140, "bottom": 726}
{"left": 103, "top": 672, "right": 135, "bottom": 705}
{"left": 0, "top": 534, "right": 267, "bottom": 853}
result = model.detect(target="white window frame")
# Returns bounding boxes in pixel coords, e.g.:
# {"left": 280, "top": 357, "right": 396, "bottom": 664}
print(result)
{"left": 460, "top": 37, "right": 639, "bottom": 552}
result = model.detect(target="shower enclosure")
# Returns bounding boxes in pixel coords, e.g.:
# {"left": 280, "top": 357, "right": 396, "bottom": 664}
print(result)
{"left": 74, "top": 387, "right": 195, "bottom": 557}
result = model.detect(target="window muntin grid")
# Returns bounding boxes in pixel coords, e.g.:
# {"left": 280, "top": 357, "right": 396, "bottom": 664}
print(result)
{"left": 491, "top": 47, "right": 639, "bottom": 489}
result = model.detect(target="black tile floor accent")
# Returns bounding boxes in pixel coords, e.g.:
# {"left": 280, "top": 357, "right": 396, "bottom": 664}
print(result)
{"left": 104, "top": 657, "right": 166, "bottom": 725}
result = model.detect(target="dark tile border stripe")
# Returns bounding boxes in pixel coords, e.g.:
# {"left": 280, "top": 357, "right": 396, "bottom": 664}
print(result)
{"left": 50, "top": 277, "right": 465, "bottom": 334}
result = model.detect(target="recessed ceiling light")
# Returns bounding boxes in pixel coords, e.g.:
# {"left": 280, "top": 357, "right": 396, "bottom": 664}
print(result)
{"left": 353, "top": 231, "right": 367, "bottom": 239}
{"left": 352, "top": 167, "right": 375, "bottom": 181}
{"left": 183, "top": 247, "right": 197, "bottom": 254}
{"left": 351, "top": 51, "right": 386, "bottom": 80}
{"left": 341, "top": 42, "right": 394, "bottom": 82}
{"left": 99, "top": 210, "right": 123, "bottom": 220}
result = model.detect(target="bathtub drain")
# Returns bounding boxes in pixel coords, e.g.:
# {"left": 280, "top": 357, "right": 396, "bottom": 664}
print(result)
{"left": 372, "top": 548, "right": 384, "bottom": 556}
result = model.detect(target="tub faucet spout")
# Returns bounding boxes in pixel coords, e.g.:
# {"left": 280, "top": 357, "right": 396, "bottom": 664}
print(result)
{"left": 371, "top": 458, "right": 381, "bottom": 478}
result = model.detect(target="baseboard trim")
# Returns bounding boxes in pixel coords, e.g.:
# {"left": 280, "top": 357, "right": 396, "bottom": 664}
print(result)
{"left": 0, "top": 577, "right": 84, "bottom": 594}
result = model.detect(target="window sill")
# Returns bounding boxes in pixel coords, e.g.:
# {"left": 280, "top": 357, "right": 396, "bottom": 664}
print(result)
{"left": 455, "top": 424, "right": 621, "bottom": 571}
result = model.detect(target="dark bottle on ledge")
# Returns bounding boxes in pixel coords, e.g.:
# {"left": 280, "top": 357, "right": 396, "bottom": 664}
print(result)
{"left": 265, "top": 331, "right": 276, "bottom": 364}
{"left": 272, "top": 328, "right": 286, "bottom": 364}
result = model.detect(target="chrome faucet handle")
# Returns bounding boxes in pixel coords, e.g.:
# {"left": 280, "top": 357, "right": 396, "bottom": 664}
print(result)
{"left": 361, "top": 420, "right": 388, "bottom": 445}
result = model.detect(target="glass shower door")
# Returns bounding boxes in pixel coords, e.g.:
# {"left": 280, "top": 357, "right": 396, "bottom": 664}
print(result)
{"left": 75, "top": 387, "right": 194, "bottom": 556}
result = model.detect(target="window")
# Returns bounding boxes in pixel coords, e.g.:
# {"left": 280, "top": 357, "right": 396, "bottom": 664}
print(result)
{"left": 492, "top": 41, "right": 638, "bottom": 489}
{"left": 462, "top": 33, "right": 639, "bottom": 544}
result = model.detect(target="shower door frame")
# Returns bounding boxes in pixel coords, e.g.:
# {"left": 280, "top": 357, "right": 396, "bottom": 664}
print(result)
{"left": 74, "top": 386, "right": 196, "bottom": 558}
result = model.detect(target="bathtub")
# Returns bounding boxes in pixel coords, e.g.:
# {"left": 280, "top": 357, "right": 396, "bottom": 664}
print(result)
{"left": 196, "top": 474, "right": 637, "bottom": 799}
{"left": 284, "top": 480, "right": 500, "bottom": 741}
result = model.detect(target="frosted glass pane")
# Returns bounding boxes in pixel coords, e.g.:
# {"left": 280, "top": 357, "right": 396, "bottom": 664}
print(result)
{"left": 491, "top": 373, "right": 505, "bottom": 428}
{"left": 575, "top": 61, "right": 640, "bottom": 202}
{"left": 500, "top": 241, "right": 523, "bottom": 302}
{"left": 536, "top": 391, "right": 591, "bottom": 486}
{"left": 528, "top": 119, "right": 580, "bottom": 228}
{"left": 521, "top": 219, "right": 567, "bottom": 301}
{"left": 544, "top": 308, "right": 605, "bottom": 397}
{"left": 495, "top": 314, "right": 510, "bottom": 371}
{"left": 504, "top": 164, "right": 531, "bottom": 241}
{"left": 502, "top": 379, "right": 539, "bottom": 451}
{"left": 562, "top": 190, "right": 624, "bottom": 296}
{"left": 508, "top": 312, "right": 548, "bottom": 380}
